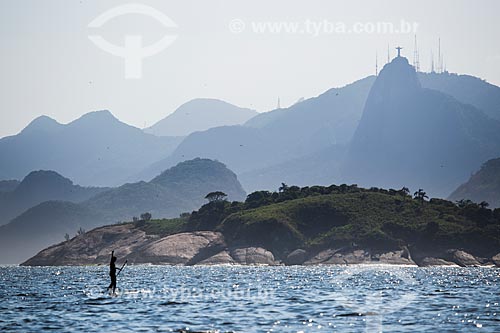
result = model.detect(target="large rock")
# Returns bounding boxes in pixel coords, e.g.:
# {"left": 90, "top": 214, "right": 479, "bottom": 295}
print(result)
{"left": 492, "top": 253, "right": 500, "bottom": 267}
{"left": 305, "top": 249, "right": 371, "bottom": 265}
{"left": 374, "top": 250, "right": 416, "bottom": 265}
{"left": 305, "top": 248, "right": 416, "bottom": 265}
{"left": 197, "top": 251, "right": 235, "bottom": 265}
{"left": 131, "top": 231, "right": 226, "bottom": 265}
{"left": 304, "top": 248, "right": 340, "bottom": 265}
{"left": 446, "top": 249, "right": 481, "bottom": 267}
{"left": 419, "top": 257, "right": 459, "bottom": 267}
{"left": 22, "top": 224, "right": 150, "bottom": 266}
{"left": 285, "top": 249, "right": 308, "bottom": 265}
{"left": 230, "top": 247, "right": 277, "bottom": 265}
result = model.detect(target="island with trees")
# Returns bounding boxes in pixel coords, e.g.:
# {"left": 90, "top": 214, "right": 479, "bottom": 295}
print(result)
{"left": 23, "top": 183, "right": 500, "bottom": 267}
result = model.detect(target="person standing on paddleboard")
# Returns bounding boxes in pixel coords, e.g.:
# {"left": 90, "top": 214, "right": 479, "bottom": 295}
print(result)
{"left": 108, "top": 251, "right": 122, "bottom": 294}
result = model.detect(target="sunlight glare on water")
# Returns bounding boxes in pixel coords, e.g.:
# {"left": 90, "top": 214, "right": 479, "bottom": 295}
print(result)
{"left": 0, "top": 266, "right": 499, "bottom": 332}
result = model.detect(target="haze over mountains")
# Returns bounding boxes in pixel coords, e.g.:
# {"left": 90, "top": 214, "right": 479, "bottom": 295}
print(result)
{"left": 2, "top": 55, "right": 500, "bottom": 263}
{"left": 0, "top": 170, "right": 106, "bottom": 225}
{"left": 138, "top": 76, "right": 375, "bottom": 183}
{"left": 145, "top": 98, "right": 258, "bottom": 137}
{"left": 0, "top": 158, "right": 246, "bottom": 264}
{"left": 449, "top": 157, "right": 500, "bottom": 208}
{"left": 418, "top": 72, "right": 500, "bottom": 122}
{"left": 3, "top": 63, "right": 500, "bottom": 197}
{"left": 134, "top": 61, "right": 500, "bottom": 196}
{"left": 0, "top": 111, "right": 182, "bottom": 187}
{"left": 343, "top": 56, "right": 500, "bottom": 197}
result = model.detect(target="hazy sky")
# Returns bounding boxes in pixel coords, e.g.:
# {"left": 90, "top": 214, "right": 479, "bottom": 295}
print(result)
{"left": 1, "top": 0, "right": 499, "bottom": 138}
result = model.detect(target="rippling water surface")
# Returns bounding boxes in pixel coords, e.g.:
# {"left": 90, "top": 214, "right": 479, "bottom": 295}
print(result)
{"left": 0, "top": 265, "right": 499, "bottom": 332}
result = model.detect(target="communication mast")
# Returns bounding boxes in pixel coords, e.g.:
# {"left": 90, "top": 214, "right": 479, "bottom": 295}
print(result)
{"left": 431, "top": 50, "right": 435, "bottom": 73}
{"left": 438, "top": 38, "right": 441, "bottom": 73}
{"left": 413, "top": 35, "right": 420, "bottom": 72}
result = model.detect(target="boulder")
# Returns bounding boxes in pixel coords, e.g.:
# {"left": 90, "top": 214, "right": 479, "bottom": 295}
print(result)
{"left": 446, "top": 249, "right": 481, "bottom": 267}
{"left": 305, "top": 249, "right": 371, "bottom": 265}
{"left": 230, "top": 247, "right": 277, "bottom": 265}
{"left": 285, "top": 249, "right": 308, "bottom": 265}
{"left": 131, "top": 231, "right": 225, "bottom": 265}
{"left": 419, "top": 257, "right": 458, "bottom": 267}
{"left": 339, "top": 250, "right": 372, "bottom": 264}
{"left": 196, "top": 250, "right": 235, "bottom": 265}
{"left": 375, "top": 250, "right": 417, "bottom": 265}
{"left": 22, "top": 224, "right": 150, "bottom": 266}
{"left": 491, "top": 253, "right": 500, "bottom": 267}
{"left": 304, "top": 249, "right": 339, "bottom": 265}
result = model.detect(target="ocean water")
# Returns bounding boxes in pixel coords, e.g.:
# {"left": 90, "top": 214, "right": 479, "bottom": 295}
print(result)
{"left": 0, "top": 265, "right": 498, "bottom": 332}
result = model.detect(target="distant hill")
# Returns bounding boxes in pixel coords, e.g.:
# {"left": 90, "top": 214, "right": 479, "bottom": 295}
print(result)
{"left": 0, "top": 170, "right": 106, "bottom": 225}
{"left": 0, "top": 201, "right": 105, "bottom": 264}
{"left": 85, "top": 158, "right": 246, "bottom": 221}
{"left": 343, "top": 56, "right": 500, "bottom": 197}
{"left": 145, "top": 99, "right": 257, "bottom": 137}
{"left": 419, "top": 72, "right": 500, "bottom": 121}
{"left": 141, "top": 70, "right": 500, "bottom": 194}
{"left": 0, "top": 158, "right": 246, "bottom": 264}
{"left": 449, "top": 158, "right": 500, "bottom": 208}
{"left": 137, "top": 77, "right": 375, "bottom": 182}
{"left": 0, "top": 110, "right": 182, "bottom": 187}
{"left": 0, "top": 180, "right": 19, "bottom": 193}
{"left": 238, "top": 144, "right": 347, "bottom": 193}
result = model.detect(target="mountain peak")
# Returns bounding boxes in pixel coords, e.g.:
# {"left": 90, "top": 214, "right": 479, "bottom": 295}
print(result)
{"left": 145, "top": 99, "right": 257, "bottom": 136}
{"left": 75, "top": 110, "right": 117, "bottom": 123}
{"left": 372, "top": 56, "right": 421, "bottom": 101}
{"left": 22, "top": 116, "right": 61, "bottom": 134}
{"left": 67, "top": 110, "right": 128, "bottom": 131}
{"left": 13, "top": 170, "right": 75, "bottom": 198}
{"left": 18, "top": 170, "right": 74, "bottom": 189}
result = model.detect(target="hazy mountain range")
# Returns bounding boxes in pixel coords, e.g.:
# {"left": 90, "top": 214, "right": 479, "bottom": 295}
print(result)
{"left": 137, "top": 76, "right": 375, "bottom": 183}
{"left": 145, "top": 98, "right": 258, "bottom": 136}
{"left": 0, "top": 111, "right": 182, "bottom": 187}
{"left": 0, "top": 170, "right": 107, "bottom": 225}
{"left": 135, "top": 61, "right": 500, "bottom": 196}
{"left": 2, "top": 65, "right": 500, "bottom": 197}
{"left": 0, "top": 158, "right": 246, "bottom": 264}
{"left": 343, "top": 57, "right": 500, "bottom": 197}
{"left": 418, "top": 72, "right": 500, "bottom": 121}
{"left": 2, "top": 56, "right": 500, "bottom": 263}
{"left": 449, "top": 157, "right": 500, "bottom": 208}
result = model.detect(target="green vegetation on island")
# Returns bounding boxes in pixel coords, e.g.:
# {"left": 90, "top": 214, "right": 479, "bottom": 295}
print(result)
{"left": 134, "top": 184, "right": 500, "bottom": 260}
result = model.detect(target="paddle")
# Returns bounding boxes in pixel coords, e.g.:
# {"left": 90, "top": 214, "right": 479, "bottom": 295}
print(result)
{"left": 116, "top": 260, "right": 128, "bottom": 277}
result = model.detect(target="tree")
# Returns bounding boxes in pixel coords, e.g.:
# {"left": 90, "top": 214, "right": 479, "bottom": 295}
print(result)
{"left": 399, "top": 187, "right": 410, "bottom": 196}
{"left": 456, "top": 199, "right": 474, "bottom": 208}
{"left": 205, "top": 191, "right": 228, "bottom": 202}
{"left": 245, "top": 190, "right": 273, "bottom": 208}
{"left": 479, "top": 201, "right": 490, "bottom": 209}
{"left": 413, "top": 189, "right": 428, "bottom": 204}
{"left": 278, "top": 183, "right": 289, "bottom": 193}
{"left": 76, "top": 227, "right": 86, "bottom": 236}
{"left": 132, "top": 216, "right": 139, "bottom": 222}
{"left": 64, "top": 233, "right": 70, "bottom": 242}
{"left": 140, "top": 212, "right": 152, "bottom": 221}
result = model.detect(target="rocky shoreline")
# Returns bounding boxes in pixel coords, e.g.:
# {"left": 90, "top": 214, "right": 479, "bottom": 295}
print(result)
{"left": 22, "top": 224, "right": 500, "bottom": 267}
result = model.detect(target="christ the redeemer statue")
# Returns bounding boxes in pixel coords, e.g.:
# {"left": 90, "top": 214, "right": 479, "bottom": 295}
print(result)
{"left": 396, "top": 46, "right": 403, "bottom": 57}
